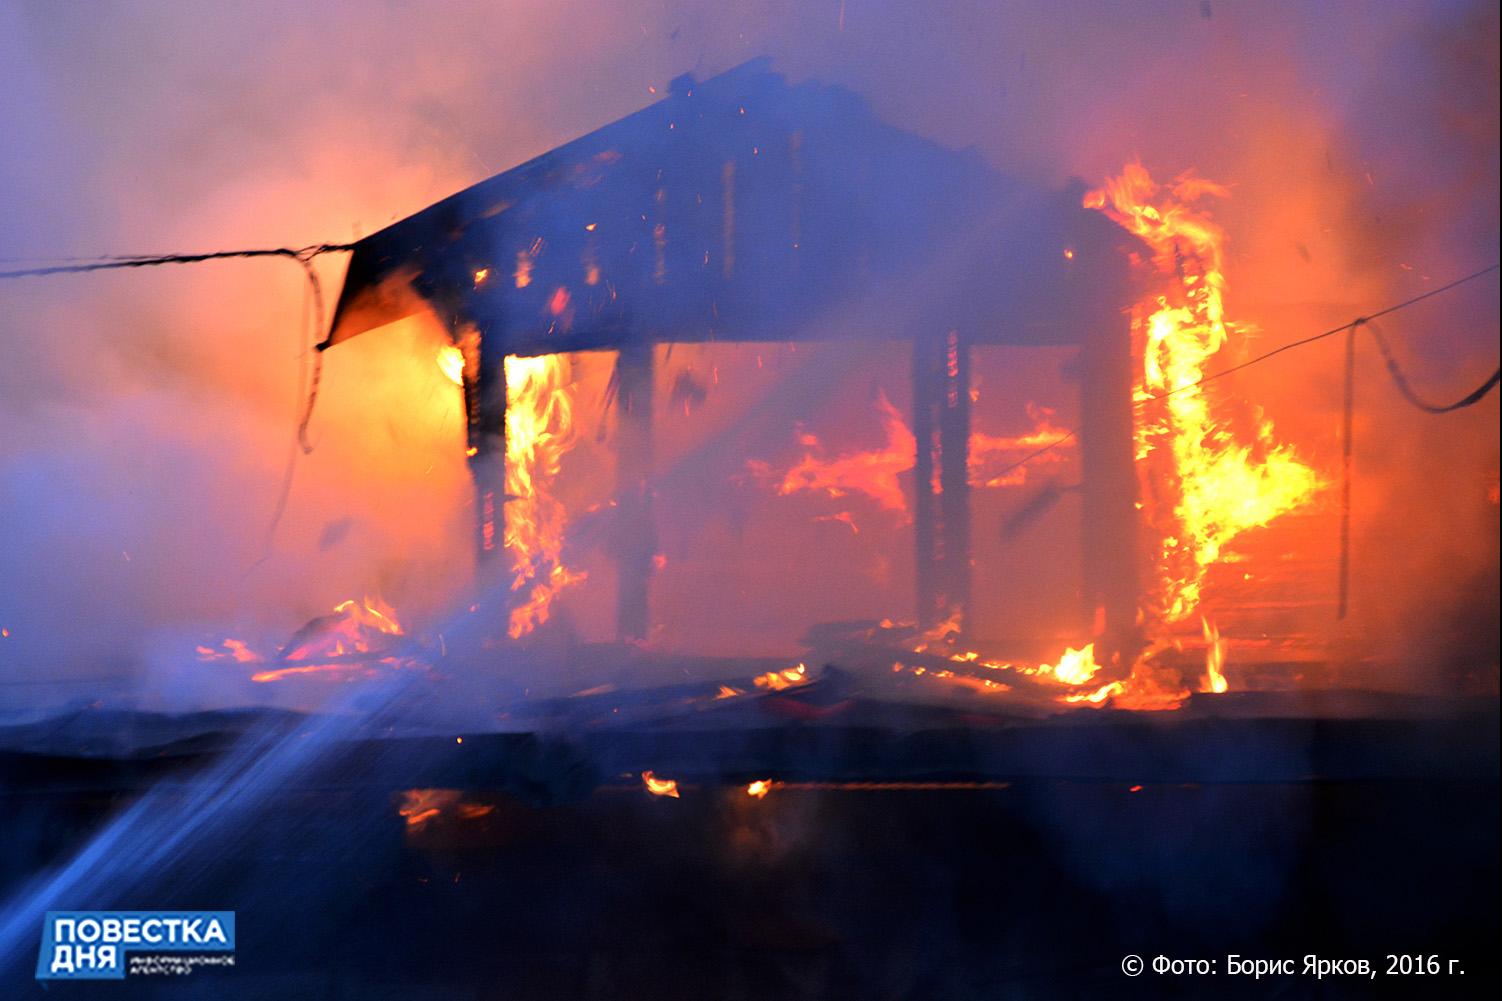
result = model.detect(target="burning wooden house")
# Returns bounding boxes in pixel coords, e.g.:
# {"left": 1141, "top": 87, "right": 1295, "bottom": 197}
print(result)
{"left": 322, "top": 58, "right": 1142, "bottom": 661}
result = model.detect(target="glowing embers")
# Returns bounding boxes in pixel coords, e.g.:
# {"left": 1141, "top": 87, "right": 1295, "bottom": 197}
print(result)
{"left": 1086, "top": 163, "right": 1322, "bottom": 625}
{"left": 503, "top": 354, "right": 586, "bottom": 638}
{"left": 196, "top": 597, "right": 417, "bottom": 683}
{"left": 398, "top": 789, "right": 497, "bottom": 831}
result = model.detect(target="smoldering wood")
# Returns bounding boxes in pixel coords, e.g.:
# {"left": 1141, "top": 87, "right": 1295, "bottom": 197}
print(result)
{"left": 912, "top": 331, "right": 973, "bottom": 630}
{"left": 469, "top": 323, "right": 508, "bottom": 567}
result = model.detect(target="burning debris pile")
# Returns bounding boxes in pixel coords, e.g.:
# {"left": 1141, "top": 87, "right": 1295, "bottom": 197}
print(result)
{"left": 197, "top": 597, "right": 422, "bottom": 685}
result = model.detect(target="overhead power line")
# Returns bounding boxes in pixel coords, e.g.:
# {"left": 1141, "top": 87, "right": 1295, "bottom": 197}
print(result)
{"left": 1142, "top": 263, "right": 1501, "bottom": 405}
{"left": 0, "top": 237, "right": 1495, "bottom": 609}
{"left": 0, "top": 240, "right": 358, "bottom": 566}
{"left": 0, "top": 244, "right": 354, "bottom": 280}
{"left": 989, "top": 262, "right": 1501, "bottom": 475}
{"left": 1364, "top": 318, "right": 1500, "bottom": 414}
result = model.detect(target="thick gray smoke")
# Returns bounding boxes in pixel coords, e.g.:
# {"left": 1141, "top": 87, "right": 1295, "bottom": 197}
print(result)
{"left": 0, "top": 1, "right": 1495, "bottom": 707}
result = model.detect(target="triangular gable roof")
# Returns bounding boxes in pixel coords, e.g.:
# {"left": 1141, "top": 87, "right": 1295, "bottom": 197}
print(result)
{"left": 324, "top": 58, "right": 1135, "bottom": 355}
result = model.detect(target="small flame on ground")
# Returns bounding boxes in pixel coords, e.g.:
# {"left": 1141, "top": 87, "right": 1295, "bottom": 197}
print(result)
{"left": 1202, "top": 617, "right": 1228, "bottom": 693}
{"left": 746, "top": 779, "right": 772, "bottom": 798}
{"left": 1043, "top": 644, "right": 1100, "bottom": 686}
{"left": 753, "top": 663, "right": 809, "bottom": 691}
{"left": 199, "top": 597, "right": 412, "bottom": 684}
{"left": 641, "top": 771, "right": 680, "bottom": 798}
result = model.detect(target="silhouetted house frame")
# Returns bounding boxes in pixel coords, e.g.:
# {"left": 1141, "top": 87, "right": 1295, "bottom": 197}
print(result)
{"left": 324, "top": 58, "right": 1141, "bottom": 648}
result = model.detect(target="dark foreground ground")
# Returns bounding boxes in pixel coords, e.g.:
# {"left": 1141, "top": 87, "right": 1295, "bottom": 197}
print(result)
{"left": 0, "top": 695, "right": 1496, "bottom": 999}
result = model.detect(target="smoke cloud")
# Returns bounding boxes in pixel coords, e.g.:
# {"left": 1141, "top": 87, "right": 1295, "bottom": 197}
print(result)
{"left": 1, "top": 1, "right": 1495, "bottom": 706}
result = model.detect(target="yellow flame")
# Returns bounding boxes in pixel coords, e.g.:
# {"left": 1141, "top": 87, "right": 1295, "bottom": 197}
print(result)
{"left": 436, "top": 345, "right": 465, "bottom": 386}
{"left": 1202, "top": 617, "right": 1228, "bottom": 693}
{"left": 769, "top": 393, "right": 915, "bottom": 513}
{"left": 641, "top": 771, "right": 680, "bottom": 798}
{"left": 746, "top": 779, "right": 772, "bottom": 798}
{"left": 1088, "top": 163, "right": 1321, "bottom": 624}
{"left": 504, "top": 354, "right": 586, "bottom": 637}
{"left": 753, "top": 663, "right": 809, "bottom": 691}
{"left": 1043, "top": 643, "right": 1100, "bottom": 686}
{"left": 244, "top": 596, "right": 406, "bottom": 683}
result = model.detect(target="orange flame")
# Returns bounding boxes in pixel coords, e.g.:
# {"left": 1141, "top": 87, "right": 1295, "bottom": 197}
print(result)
{"left": 746, "top": 779, "right": 772, "bottom": 798}
{"left": 968, "top": 403, "right": 1076, "bottom": 487}
{"left": 200, "top": 597, "right": 412, "bottom": 684}
{"left": 195, "top": 637, "right": 259, "bottom": 664}
{"left": 768, "top": 393, "right": 915, "bottom": 514}
{"left": 758, "top": 395, "right": 1074, "bottom": 525}
{"left": 398, "top": 789, "right": 460, "bottom": 828}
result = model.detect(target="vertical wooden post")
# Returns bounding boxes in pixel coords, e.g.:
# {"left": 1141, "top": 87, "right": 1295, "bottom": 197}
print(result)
{"left": 469, "top": 326, "right": 507, "bottom": 576}
{"left": 913, "top": 339, "right": 938, "bottom": 628}
{"left": 940, "top": 330, "right": 973, "bottom": 626}
{"left": 913, "top": 330, "right": 972, "bottom": 631}
{"left": 1079, "top": 316, "right": 1140, "bottom": 665}
{"left": 614, "top": 340, "right": 656, "bottom": 642}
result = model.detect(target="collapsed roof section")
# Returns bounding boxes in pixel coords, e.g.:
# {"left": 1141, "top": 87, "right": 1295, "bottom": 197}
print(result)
{"left": 324, "top": 58, "right": 1136, "bottom": 356}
